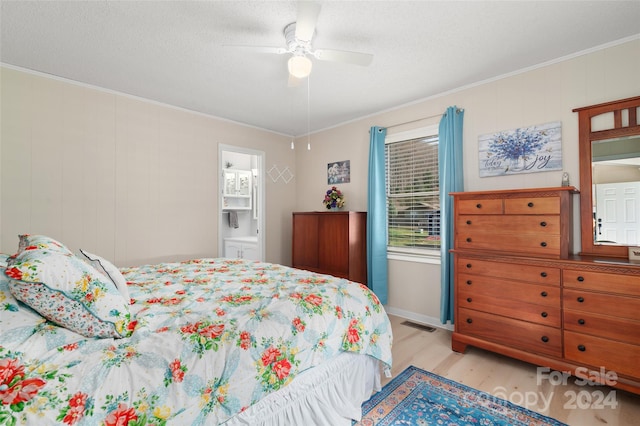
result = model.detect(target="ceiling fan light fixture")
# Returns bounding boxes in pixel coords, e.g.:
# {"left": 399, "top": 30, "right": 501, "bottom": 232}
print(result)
{"left": 288, "top": 55, "right": 312, "bottom": 79}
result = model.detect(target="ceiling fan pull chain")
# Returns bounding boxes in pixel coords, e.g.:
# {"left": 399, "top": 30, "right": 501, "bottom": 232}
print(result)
{"left": 307, "top": 76, "right": 311, "bottom": 150}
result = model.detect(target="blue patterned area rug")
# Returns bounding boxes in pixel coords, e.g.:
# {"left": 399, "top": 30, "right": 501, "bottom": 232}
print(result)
{"left": 355, "top": 366, "right": 567, "bottom": 426}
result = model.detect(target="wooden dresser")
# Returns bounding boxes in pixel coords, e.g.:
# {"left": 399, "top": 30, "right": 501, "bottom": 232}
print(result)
{"left": 451, "top": 187, "right": 640, "bottom": 394}
{"left": 292, "top": 211, "right": 367, "bottom": 284}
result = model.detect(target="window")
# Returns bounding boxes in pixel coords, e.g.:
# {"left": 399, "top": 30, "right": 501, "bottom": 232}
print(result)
{"left": 385, "top": 126, "right": 440, "bottom": 259}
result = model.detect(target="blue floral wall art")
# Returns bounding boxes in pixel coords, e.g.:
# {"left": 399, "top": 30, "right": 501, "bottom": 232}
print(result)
{"left": 478, "top": 121, "right": 562, "bottom": 177}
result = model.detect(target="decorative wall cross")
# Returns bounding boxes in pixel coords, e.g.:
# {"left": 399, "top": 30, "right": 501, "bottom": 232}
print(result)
{"left": 268, "top": 165, "right": 294, "bottom": 184}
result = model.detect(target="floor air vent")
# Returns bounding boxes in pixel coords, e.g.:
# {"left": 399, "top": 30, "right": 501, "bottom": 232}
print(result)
{"left": 401, "top": 321, "right": 436, "bottom": 332}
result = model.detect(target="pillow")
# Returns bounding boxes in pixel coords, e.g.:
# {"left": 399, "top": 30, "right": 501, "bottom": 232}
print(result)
{"left": 78, "top": 249, "right": 130, "bottom": 302}
{"left": 1, "top": 261, "right": 83, "bottom": 352}
{"left": 16, "top": 234, "right": 74, "bottom": 256}
{"left": 5, "top": 249, "right": 133, "bottom": 338}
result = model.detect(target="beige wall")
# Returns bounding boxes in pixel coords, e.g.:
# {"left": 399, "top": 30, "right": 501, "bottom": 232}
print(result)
{"left": 593, "top": 164, "right": 640, "bottom": 184}
{"left": 0, "top": 67, "right": 297, "bottom": 266}
{"left": 1, "top": 39, "right": 638, "bottom": 327}
{"left": 293, "top": 39, "right": 640, "bottom": 327}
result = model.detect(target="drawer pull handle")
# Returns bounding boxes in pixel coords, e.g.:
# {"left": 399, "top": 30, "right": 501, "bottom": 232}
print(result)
{"left": 466, "top": 220, "right": 472, "bottom": 225}
{"left": 541, "top": 336, "right": 549, "bottom": 343}
{"left": 540, "top": 291, "right": 548, "bottom": 297}
{"left": 466, "top": 297, "right": 472, "bottom": 303}
{"left": 578, "top": 319, "right": 585, "bottom": 325}
{"left": 466, "top": 263, "right": 472, "bottom": 269}
{"left": 476, "top": 203, "right": 482, "bottom": 209}
{"left": 540, "top": 221, "right": 547, "bottom": 227}
{"left": 577, "top": 296, "right": 584, "bottom": 303}
{"left": 528, "top": 202, "right": 534, "bottom": 208}
{"left": 540, "top": 272, "right": 547, "bottom": 278}
{"left": 577, "top": 276, "right": 585, "bottom": 282}
{"left": 578, "top": 344, "right": 586, "bottom": 352}
{"left": 466, "top": 280, "right": 472, "bottom": 285}
{"left": 466, "top": 237, "right": 472, "bottom": 243}
{"left": 540, "top": 241, "right": 547, "bottom": 247}
{"left": 541, "top": 312, "right": 548, "bottom": 318}
{"left": 466, "top": 318, "right": 473, "bottom": 324}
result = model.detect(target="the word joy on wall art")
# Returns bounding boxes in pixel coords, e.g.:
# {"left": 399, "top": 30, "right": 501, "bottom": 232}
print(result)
{"left": 478, "top": 121, "right": 562, "bottom": 177}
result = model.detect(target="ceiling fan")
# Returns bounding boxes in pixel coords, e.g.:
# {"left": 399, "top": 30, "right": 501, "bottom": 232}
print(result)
{"left": 229, "top": 1, "right": 373, "bottom": 86}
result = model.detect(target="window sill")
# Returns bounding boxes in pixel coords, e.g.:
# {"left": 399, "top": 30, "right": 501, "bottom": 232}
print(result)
{"left": 387, "top": 249, "right": 441, "bottom": 265}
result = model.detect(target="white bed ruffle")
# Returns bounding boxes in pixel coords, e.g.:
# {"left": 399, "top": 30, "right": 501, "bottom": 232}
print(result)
{"left": 225, "top": 352, "right": 382, "bottom": 425}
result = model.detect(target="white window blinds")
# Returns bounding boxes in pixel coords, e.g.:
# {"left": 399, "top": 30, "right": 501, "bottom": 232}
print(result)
{"left": 385, "top": 134, "right": 440, "bottom": 250}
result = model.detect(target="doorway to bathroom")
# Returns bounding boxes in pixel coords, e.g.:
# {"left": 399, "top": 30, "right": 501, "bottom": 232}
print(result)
{"left": 218, "top": 144, "right": 265, "bottom": 261}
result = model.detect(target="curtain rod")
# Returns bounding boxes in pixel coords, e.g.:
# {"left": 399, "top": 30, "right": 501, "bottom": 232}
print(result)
{"left": 382, "top": 108, "right": 464, "bottom": 131}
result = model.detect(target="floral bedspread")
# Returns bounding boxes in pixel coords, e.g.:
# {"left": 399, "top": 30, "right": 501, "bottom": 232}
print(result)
{"left": 1, "top": 258, "right": 393, "bottom": 425}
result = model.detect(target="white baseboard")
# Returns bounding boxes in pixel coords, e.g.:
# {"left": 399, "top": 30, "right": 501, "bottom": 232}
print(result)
{"left": 384, "top": 306, "right": 454, "bottom": 331}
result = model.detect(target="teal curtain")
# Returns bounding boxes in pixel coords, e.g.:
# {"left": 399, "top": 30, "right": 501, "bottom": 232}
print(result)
{"left": 367, "top": 126, "right": 388, "bottom": 304}
{"left": 439, "top": 107, "right": 464, "bottom": 324}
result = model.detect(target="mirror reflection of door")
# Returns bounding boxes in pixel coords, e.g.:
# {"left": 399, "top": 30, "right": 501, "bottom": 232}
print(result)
{"left": 594, "top": 181, "right": 640, "bottom": 245}
{"left": 218, "top": 144, "right": 265, "bottom": 261}
{"left": 591, "top": 136, "right": 640, "bottom": 246}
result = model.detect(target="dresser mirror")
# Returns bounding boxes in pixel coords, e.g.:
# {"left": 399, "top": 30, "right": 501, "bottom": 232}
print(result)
{"left": 574, "top": 96, "right": 640, "bottom": 258}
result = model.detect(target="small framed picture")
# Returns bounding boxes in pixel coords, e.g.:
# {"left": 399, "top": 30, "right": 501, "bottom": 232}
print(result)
{"left": 327, "top": 160, "right": 350, "bottom": 184}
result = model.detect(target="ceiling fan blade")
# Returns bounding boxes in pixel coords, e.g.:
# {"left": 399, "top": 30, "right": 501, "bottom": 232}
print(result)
{"left": 224, "top": 45, "right": 288, "bottom": 55}
{"left": 295, "top": 1, "right": 321, "bottom": 42}
{"left": 313, "top": 49, "right": 373, "bottom": 66}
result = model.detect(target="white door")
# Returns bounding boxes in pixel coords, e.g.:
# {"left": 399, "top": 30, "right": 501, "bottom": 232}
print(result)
{"left": 595, "top": 181, "right": 640, "bottom": 244}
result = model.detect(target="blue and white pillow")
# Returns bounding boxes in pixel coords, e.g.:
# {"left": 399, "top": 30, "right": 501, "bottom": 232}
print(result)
{"left": 6, "top": 249, "right": 132, "bottom": 338}
{"left": 16, "top": 234, "right": 74, "bottom": 256}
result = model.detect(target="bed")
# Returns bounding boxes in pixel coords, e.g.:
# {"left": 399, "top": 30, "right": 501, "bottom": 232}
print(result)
{"left": 0, "top": 235, "right": 393, "bottom": 425}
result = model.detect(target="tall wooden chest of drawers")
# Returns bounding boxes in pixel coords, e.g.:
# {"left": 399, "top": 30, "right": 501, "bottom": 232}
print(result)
{"left": 451, "top": 187, "right": 640, "bottom": 394}
{"left": 457, "top": 256, "right": 562, "bottom": 358}
{"left": 454, "top": 187, "right": 573, "bottom": 258}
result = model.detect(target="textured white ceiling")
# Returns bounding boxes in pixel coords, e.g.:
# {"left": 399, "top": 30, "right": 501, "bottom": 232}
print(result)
{"left": 1, "top": 1, "right": 639, "bottom": 136}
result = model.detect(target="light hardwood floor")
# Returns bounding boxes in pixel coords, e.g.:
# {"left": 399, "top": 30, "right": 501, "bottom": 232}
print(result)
{"left": 384, "top": 314, "right": 640, "bottom": 426}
